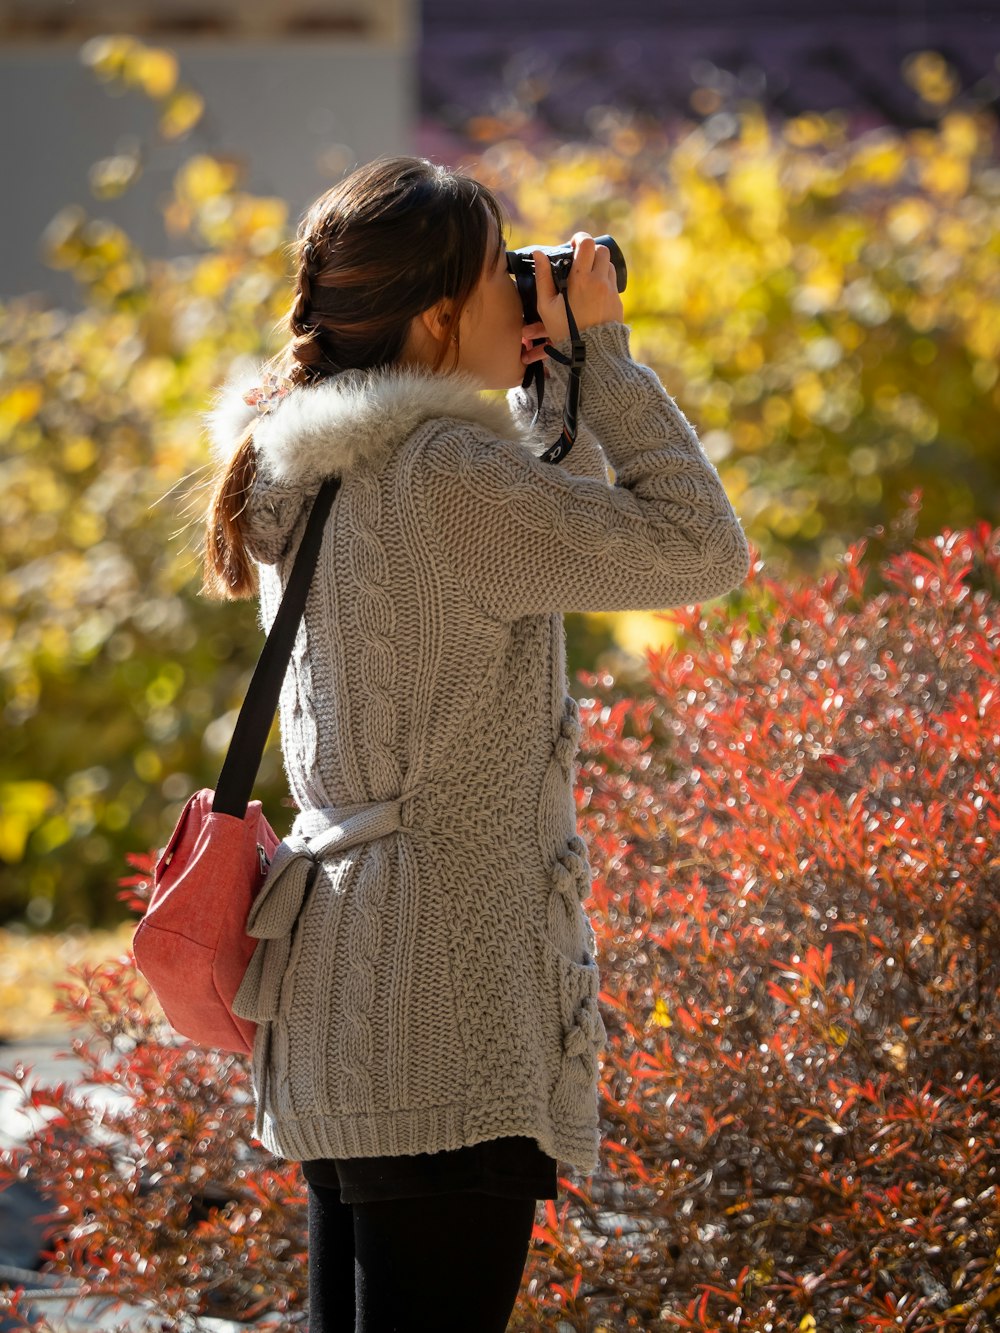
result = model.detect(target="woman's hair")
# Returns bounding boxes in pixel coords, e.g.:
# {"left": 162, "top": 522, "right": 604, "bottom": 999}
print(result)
{"left": 203, "top": 155, "right": 508, "bottom": 599}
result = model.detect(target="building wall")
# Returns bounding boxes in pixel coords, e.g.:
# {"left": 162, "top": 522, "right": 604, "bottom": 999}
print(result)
{"left": 1, "top": 1, "right": 415, "bottom": 305}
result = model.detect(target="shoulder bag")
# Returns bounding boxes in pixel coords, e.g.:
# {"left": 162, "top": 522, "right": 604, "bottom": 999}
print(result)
{"left": 132, "top": 478, "right": 339, "bottom": 1054}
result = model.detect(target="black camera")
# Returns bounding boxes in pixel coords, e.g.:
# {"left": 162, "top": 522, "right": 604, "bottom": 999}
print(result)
{"left": 505, "top": 235, "right": 628, "bottom": 326}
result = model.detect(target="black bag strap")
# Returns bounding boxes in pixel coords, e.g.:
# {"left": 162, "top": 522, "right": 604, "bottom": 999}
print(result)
{"left": 212, "top": 476, "right": 340, "bottom": 817}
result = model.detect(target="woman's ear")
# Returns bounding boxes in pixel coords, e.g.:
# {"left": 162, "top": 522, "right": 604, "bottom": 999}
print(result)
{"left": 418, "top": 297, "right": 456, "bottom": 345}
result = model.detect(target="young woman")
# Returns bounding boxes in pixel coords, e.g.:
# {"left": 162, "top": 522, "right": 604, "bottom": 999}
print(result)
{"left": 203, "top": 156, "right": 750, "bottom": 1332}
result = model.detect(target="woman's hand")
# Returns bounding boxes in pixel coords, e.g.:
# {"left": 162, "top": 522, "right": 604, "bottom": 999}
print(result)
{"left": 530, "top": 232, "right": 625, "bottom": 347}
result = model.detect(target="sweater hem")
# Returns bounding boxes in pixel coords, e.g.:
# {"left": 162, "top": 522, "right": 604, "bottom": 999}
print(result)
{"left": 254, "top": 1103, "right": 601, "bottom": 1176}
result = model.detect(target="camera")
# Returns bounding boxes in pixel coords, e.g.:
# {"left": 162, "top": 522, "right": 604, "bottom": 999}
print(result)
{"left": 505, "top": 235, "right": 628, "bottom": 326}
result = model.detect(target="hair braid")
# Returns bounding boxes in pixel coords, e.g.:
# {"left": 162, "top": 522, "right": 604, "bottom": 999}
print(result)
{"left": 286, "top": 237, "right": 331, "bottom": 382}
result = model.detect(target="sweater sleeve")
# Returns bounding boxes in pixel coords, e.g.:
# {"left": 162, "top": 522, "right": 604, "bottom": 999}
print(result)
{"left": 415, "top": 321, "right": 751, "bottom": 620}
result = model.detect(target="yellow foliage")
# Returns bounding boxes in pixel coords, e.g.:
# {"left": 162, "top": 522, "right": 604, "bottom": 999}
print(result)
{"left": 175, "top": 154, "right": 240, "bottom": 204}
{"left": 131, "top": 47, "right": 179, "bottom": 99}
{"left": 0, "top": 782, "right": 57, "bottom": 861}
{"left": 904, "top": 50, "right": 960, "bottom": 106}
{"left": 79, "top": 34, "right": 140, "bottom": 83}
{"left": 159, "top": 87, "right": 205, "bottom": 140}
{"left": 61, "top": 435, "right": 98, "bottom": 472}
{"left": 3, "top": 70, "right": 1000, "bottom": 923}
{"left": 0, "top": 922, "right": 136, "bottom": 1039}
{"left": 0, "top": 382, "right": 42, "bottom": 434}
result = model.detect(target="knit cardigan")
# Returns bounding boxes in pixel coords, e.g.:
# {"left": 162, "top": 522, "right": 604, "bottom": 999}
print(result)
{"left": 205, "top": 321, "right": 750, "bottom": 1175}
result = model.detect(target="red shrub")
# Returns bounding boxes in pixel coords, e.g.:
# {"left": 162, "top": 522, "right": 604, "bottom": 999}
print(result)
{"left": 514, "top": 496, "right": 1000, "bottom": 1331}
{"left": 2, "top": 495, "right": 998, "bottom": 1332}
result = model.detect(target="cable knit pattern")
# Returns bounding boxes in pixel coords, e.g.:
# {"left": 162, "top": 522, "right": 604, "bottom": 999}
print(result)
{"left": 208, "top": 321, "right": 750, "bottom": 1175}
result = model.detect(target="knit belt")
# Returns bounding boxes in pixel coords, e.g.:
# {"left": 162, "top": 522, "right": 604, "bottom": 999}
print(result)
{"left": 232, "top": 795, "right": 412, "bottom": 1028}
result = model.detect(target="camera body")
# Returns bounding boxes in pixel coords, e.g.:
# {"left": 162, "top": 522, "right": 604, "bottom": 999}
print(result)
{"left": 505, "top": 235, "right": 628, "bottom": 325}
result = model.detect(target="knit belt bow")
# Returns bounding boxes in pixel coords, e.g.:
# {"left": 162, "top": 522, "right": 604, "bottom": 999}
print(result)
{"left": 232, "top": 796, "right": 409, "bottom": 1025}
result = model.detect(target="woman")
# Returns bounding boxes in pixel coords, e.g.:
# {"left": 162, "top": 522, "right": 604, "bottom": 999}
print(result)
{"left": 203, "top": 156, "right": 750, "bottom": 1332}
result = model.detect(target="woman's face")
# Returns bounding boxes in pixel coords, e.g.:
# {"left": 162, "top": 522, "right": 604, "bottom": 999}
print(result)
{"left": 450, "top": 229, "right": 528, "bottom": 391}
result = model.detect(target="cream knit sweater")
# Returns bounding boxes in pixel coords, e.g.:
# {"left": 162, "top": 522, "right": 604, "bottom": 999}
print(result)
{"left": 206, "top": 321, "right": 749, "bottom": 1175}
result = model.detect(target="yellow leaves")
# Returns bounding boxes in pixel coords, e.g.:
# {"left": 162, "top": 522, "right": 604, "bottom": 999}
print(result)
{"left": 145, "top": 664, "right": 184, "bottom": 708}
{"left": 89, "top": 150, "right": 143, "bottom": 200}
{"left": 166, "top": 157, "right": 285, "bottom": 253}
{"left": 133, "top": 749, "right": 163, "bottom": 783}
{"left": 849, "top": 134, "right": 907, "bottom": 189}
{"left": 728, "top": 158, "right": 785, "bottom": 237}
{"left": 80, "top": 35, "right": 200, "bottom": 140}
{"left": 917, "top": 151, "right": 970, "bottom": 200}
{"left": 733, "top": 340, "right": 764, "bottom": 374}
{"left": 192, "top": 255, "right": 236, "bottom": 299}
{"left": 0, "top": 922, "right": 136, "bottom": 1040}
{"left": 61, "top": 436, "right": 98, "bottom": 473}
{"left": 159, "top": 88, "right": 205, "bottom": 141}
{"left": 792, "top": 373, "right": 826, "bottom": 421}
{"left": 0, "top": 383, "right": 42, "bottom": 435}
{"left": 782, "top": 113, "right": 838, "bottom": 148}
{"left": 79, "top": 34, "right": 143, "bottom": 84}
{"left": 940, "top": 111, "right": 983, "bottom": 159}
{"left": 131, "top": 47, "right": 179, "bottom": 99}
{"left": 68, "top": 510, "right": 106, "bottom": 550}
{"left": 903, "top": 51, "right": 960, "bottom": 107}
{"left": 175, "top": 155, "right": 242, "bottom": 205}
{"left": 584, "top": 611, "right": 678, "bottom": 662}
{"left": 0, "top": 782, "right": 57, "bottom": 861}
{"left": 40, "top": 208, "right": 143, "bottom": 305}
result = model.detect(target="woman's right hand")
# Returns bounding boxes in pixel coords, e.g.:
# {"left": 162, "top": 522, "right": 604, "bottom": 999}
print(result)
{"left": 531, "top": 232, "right": 625, "bottom": 344}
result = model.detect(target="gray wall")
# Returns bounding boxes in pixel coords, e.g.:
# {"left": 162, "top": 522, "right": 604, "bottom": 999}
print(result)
{"left": 2, "top": 38, "right": 415, "bottom": 307}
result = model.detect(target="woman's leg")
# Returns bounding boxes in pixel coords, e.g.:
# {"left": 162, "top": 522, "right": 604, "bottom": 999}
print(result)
{"left": 352, "top": 1189, "right": 536, "bottom": 1333}
{"left": 307, "top": 1178, "right": 358, "bottom": 1332}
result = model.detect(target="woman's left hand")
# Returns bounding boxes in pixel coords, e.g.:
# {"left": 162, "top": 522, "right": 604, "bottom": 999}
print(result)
{"left": 520, "top": 320, "right": 551, "bottom": 373}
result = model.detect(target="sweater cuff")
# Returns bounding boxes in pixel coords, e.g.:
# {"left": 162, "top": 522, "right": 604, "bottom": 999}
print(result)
{"left": 547, "top": 320, "right": 632, "bottom": 371}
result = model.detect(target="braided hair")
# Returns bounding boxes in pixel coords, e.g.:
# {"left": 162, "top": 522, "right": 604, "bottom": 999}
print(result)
{"left": 204, "top": 156, "right": 508, "bottom": 599}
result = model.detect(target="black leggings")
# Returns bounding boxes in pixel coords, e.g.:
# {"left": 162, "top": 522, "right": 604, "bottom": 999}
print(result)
{"left": 307, "top": 1179, "right": 536, "bottom": 1332}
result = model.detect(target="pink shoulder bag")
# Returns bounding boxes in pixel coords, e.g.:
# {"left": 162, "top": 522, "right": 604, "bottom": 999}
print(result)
{"left": 132, "top": 478, "right": 339, "bottom": 1054}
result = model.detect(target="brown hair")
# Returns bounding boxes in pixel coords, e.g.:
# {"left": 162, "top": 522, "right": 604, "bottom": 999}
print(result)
{"left": 203, "top": 155, "right": 508, "bottom": 599}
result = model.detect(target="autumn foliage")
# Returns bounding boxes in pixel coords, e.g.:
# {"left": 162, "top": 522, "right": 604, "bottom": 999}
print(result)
{"left": 1, "top": 496, "right": 997, "bottom": 1331}
{"left": 4, "top": 45, "right": 1000, "bottom": 929}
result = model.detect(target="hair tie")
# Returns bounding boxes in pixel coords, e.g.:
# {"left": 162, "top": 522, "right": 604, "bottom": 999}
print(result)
{"left": 243, "top": 370, "right": 295, "bottom": 416}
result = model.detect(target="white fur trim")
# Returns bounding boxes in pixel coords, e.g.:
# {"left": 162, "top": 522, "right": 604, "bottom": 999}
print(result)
{"left": 203, "top": 361, "right": 537, "bottom": 486}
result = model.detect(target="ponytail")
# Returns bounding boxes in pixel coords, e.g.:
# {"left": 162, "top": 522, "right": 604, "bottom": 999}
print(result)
{"left": 203, "top": 421, "right": 260, "bottom": 600}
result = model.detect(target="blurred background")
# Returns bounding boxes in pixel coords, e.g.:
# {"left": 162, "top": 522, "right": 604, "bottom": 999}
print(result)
{"left": 1, "top": 0, "right": 999, "bottom": 965}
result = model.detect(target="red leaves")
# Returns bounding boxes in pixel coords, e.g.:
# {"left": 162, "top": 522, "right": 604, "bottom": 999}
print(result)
{"left": 3, "top": 509, "right": 999, "bottom": 1332}
{"left": 524, "top": 508, "right": 1000, "bottom": 1330}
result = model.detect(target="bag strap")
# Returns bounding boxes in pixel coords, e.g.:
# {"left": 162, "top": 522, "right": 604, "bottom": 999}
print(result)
{"left": 212, "top": 476, "right": 340, "bottom": 817}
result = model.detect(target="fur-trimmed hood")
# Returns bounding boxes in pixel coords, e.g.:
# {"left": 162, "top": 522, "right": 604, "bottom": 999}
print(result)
{"left": 203, "top": 358, "right": 542, "bottom": 563}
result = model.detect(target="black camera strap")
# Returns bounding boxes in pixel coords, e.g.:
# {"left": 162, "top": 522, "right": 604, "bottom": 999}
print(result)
{"left": 526, "top": 288, "right": 587, "bottom": 466}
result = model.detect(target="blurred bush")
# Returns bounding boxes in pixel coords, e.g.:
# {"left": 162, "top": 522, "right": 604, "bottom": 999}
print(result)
{"left": 2, "top": 39, "right": 998, "bottom": 929}
{"left": 1, "top": 507, "right": 996, "bottom": 1330}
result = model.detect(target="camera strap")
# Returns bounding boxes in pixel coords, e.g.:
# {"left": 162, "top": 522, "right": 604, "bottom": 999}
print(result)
{"left": 527, "top": 289, "right": 586, "bottom": 465}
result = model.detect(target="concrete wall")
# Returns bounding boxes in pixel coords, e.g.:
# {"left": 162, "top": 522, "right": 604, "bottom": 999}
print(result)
{"left": 1, "top": 30, "right": 415, "bottom": 307}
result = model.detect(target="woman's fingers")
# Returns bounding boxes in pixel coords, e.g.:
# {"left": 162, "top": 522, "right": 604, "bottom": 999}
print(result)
{"left": 529, "top": 233, "right": 623, "bottom": 342}
{"left": 532, "top": 250, "right": 557, "bottom": 304}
